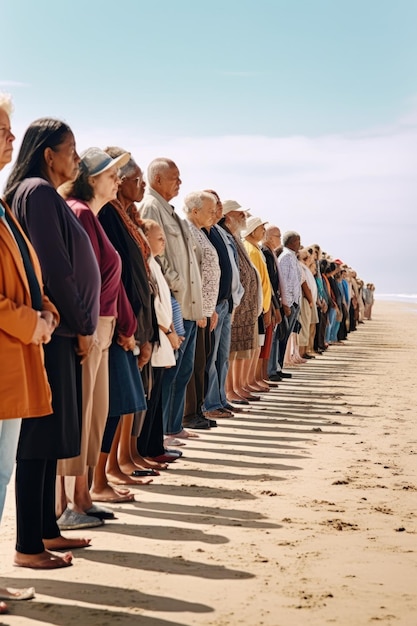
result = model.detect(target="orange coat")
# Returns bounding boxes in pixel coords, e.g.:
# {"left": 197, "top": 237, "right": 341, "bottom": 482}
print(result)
{"left": 0, "top": 202, "right": 59, "bottom": 420}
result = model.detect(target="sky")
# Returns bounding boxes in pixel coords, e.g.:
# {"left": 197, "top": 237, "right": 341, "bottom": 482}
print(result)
{"left": 1, "top": 0, "right": 416, "bottom": 294}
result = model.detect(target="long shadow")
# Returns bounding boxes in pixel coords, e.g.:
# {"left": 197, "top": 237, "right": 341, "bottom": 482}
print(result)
{"left": 7, "top": 601, "right": 202, "bottom": 626}
{"left": 164, "top": 468, "right": 287, "bottom": 482}
{"left": 0, "top": 578, "right": 211, "bottom": 615}
{"left": 182, "top": 445, "right": 308, "bottom": 460}
{"left": 96, "top": 522, "right": 231, "bottom": 541}
{"left": 222, "top": 422, "right": 355, "bottom": 435}
{"left": 178, "top": 455, "right": 303, "bottom": 471}
{"left": 78, "top": 549, "right": 255, "bottom": 580}
{"left": 198, "top": 437, "right": 308, "bottom": 450}
{"left": 101, "top": 513, "right": 280, "bottom": 532}
{"left": 203, "top": 431, "right": 312, "bottom": 443}
{"left": 140, "top": 484, "right": 257, "bottom": 499}
{"left": 130, "top": 501, "right": 267, "bottom": 519}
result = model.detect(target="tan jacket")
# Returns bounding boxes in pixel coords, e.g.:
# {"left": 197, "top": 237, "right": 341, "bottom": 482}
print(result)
{"left": 139, "top": 189, "right": 203, "bottom": 320}
{"left": 0, "top": 202, "right": 59, "bottom": 419}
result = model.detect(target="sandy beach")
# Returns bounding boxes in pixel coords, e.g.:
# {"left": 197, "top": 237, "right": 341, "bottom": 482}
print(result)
{"left": 0, "top": 299, "right": 416, "bottom": 626}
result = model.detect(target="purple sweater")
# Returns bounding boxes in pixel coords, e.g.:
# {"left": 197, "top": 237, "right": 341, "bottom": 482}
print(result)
{"left": 12, "top": 178, "right": 100, "bottom": 337}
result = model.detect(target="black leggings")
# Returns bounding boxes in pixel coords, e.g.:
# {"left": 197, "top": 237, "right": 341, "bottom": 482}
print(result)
{"left": 15, "top": 458, "right": 60, "bottom": 554}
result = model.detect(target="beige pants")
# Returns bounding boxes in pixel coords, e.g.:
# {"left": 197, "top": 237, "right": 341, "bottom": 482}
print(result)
{"left": 58, "top": 316, "right": 115, "bottom": 476}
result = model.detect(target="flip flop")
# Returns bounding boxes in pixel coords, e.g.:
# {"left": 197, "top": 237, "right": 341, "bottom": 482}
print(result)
{"left": 131, "top": 469, "right": 158, "bottom": 477}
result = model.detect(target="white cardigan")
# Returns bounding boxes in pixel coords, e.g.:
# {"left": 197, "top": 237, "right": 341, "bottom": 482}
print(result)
{"left": 149, "top": 255, "right": 176, "bottom": 367}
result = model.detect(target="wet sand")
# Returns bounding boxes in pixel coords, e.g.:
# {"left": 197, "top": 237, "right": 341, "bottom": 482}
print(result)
{"left": 0, "top": 300, "right": 416, "bottom": 626}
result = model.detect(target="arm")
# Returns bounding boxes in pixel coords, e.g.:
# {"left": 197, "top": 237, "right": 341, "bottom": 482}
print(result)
{"left": 22, "top": 186, "right": 98, "bottom": 335}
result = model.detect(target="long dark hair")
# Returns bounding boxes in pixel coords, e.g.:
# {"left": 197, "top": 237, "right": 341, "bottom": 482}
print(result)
{"left": 4, "top": 117, "right": 72, "bottom": 206}
{"left": 61, "top": 163, "right": 94, "bottom": 202}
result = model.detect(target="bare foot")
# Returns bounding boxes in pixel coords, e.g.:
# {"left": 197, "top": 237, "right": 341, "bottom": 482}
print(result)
{"left": 90, "top": 485, "right": 135, "bottom": 503}
{"left": 117, "top": 461, "right": 159, "bottom": 477}
{"left": 14, "top": 549, "right": 73, "bottom": 569}
{"left": 227, "top": 393, "right": 245, "bottom": 402}
{"left": 106, "top": 469, "right": 153, "bottom": 486}
{"left": 131, "top": 454, "right": 168, "bottom": 470}
{"left": 0, "top": 586, "right": 35, "bottom": 601}
{"left": 0, "top": 601, "right": 8, "bottom": 614}
{"left": 43, "top": 535, "right": 91, "bottom": 550}
{"left": 171, "top": 429, "right": 199, "bottom": 439}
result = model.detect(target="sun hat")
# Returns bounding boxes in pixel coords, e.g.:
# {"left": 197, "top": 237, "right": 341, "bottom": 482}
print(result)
{"left": 222, "top": 199, "right": 251, "bottom": 216}
{"left": 80, "top": 147, "right": 131, "bottom": 177}
{"left": 242, "top": 216, "right": 267, "bottom": 237}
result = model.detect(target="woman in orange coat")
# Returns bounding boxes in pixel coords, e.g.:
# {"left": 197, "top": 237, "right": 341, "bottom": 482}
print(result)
{"left": 0, "top": 94, "right": 58, "bottom": 613}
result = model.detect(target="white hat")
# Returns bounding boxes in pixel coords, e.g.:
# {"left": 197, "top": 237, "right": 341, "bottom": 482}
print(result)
{"left": 222, "top": 199, "right": 244, "bottom": 216}
{"left": 80, "top": 147, "right": 130, "bottom": 177}
{"left": 242, "top": 216, "right": 267, "bottom": 238}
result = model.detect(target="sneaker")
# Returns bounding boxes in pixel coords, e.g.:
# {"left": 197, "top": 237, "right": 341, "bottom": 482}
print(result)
{"left": 57, "top": 508, "right": 104, "bottom": 530}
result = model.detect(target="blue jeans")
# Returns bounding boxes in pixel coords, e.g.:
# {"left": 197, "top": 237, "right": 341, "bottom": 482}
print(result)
{"left": 203, "top": 300, "right": 232, "bottom": 412}
{"left": 162, "top": 319, "right": 197, "bottom": 436}
{"left": 0, "top": 418, "right": 21, "bottom": 521}
{"left": 325, "top": 307, "right": 336, "bottom": 343}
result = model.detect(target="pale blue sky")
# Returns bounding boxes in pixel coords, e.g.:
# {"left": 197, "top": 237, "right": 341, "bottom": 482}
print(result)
{"left": 2, "top": 0, "right": 417, "bottom": 292}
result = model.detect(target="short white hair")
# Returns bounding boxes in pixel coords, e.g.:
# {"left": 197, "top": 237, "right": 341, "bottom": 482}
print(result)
{"left": 183, "top": 191, "right": 216, "bottom": 214}
{"left": 147, "top": 158, "right": 177, "bottom": 184}
{"left": 0, "top": 92, "right": 13, "bottom": 116}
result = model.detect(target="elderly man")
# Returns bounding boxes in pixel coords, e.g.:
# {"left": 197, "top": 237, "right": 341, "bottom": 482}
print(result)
{"left": 138, "top": 159, "right": 203, "bottom": 439}
{"left": 277, "top": 231, "right": 302, "bottom": 369}
{"left": 261, "top": 225, "right": 292, "bottom": 382}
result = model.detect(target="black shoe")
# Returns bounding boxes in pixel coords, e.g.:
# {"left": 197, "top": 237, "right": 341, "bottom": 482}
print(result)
{"left": 268, "top": 374, "right": 281, "bottom": 382}
{"left": 279, "top": 371, "right": 292, "bottom": 379}
{"left": 196, "top": 412, "right": 217, "bottom": 428}
{"left": 183, "top": 415, "right": 210, "bottom": 429}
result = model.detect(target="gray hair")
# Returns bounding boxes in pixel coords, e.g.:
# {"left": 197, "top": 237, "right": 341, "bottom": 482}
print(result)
{"left": 104, "top": 146, "right": 138, "bottom": 178}
{"left": 147, "top": 158, "right": 177, "bottom": 184}
{"left": 183, "top": 191, "right": 216, "bottom": 215}
{"left": 0, "top": 92, "right": 13, "bottom": 115}
{"left": 282, "top": 230, "right": 300, "bottom": 247}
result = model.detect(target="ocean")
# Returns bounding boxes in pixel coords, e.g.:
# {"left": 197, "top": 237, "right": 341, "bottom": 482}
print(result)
{"left": 376, "top": 294, "right": 417, "bottom": 304}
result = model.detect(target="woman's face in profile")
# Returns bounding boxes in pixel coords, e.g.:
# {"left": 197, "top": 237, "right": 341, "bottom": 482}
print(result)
{"left": 0, "top": 109, "right": 15, "bottom": 171}
{"left": 48, "top": 132, "right": 80, "bottom": 185}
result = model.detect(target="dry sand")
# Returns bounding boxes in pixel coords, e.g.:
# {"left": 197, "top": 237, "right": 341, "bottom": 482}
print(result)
{"left": 0, "top": 299, "right": 416, "bottom": 626}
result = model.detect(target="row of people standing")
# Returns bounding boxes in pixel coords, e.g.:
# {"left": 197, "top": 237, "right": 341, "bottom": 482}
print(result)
{"left": 0, "top": 99, "right": 373, "bottom": 613}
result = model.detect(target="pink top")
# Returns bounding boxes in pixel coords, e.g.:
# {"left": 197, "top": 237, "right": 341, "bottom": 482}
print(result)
{"left": 68, "top": 198, "right": 136, "bottom": 336}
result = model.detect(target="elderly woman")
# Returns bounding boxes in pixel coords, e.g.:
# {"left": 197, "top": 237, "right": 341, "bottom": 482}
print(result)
{"left": 182, "top": 191, "right": 220, "bottom": 432}
{"left": 5, "top": 118, "right": 100, "bottom": 568}
{"left": 298, "top": 247, "right": 318, "bottom": 358}
{"left": 90, "top": 148, "right": 159, "bottom": 501}
{"left": 218, "top": 202, "right": 260, "bottom": 404}
{"left": 56, "top": 147, "right": 138, "bottom": 526}
{"left": 243, "top": 216, "right": 272, "bottom": 392}
{"left": 0, "top": 95, "right": 58, "bottom": 609}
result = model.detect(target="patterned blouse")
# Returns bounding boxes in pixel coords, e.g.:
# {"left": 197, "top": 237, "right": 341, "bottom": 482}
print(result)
{"left": 187, "top": 221, "right": 220, "bottom": 317}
